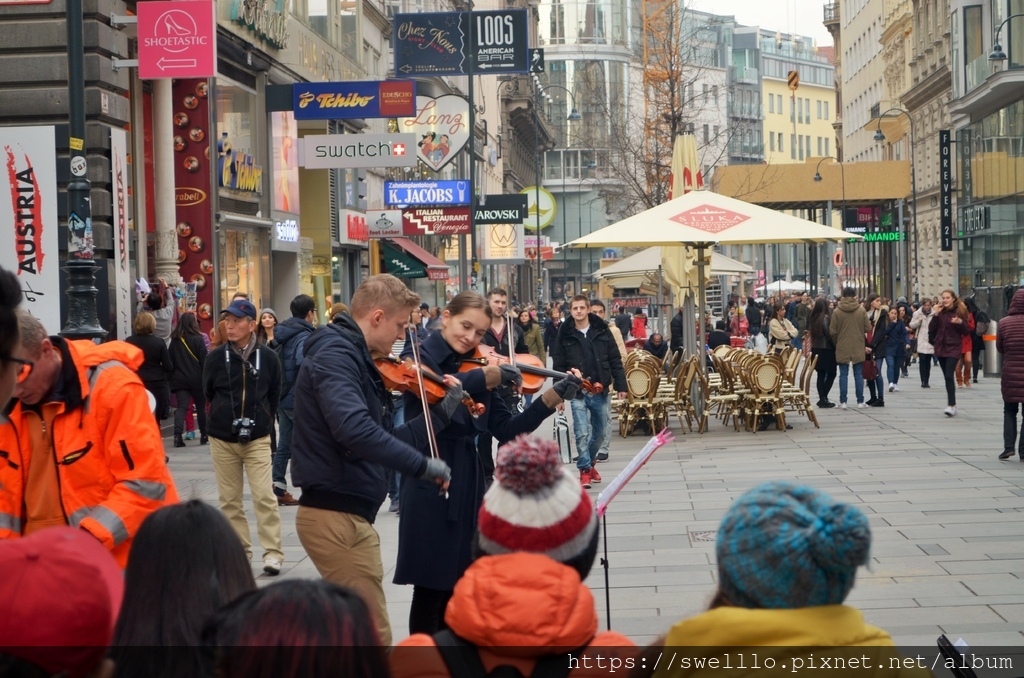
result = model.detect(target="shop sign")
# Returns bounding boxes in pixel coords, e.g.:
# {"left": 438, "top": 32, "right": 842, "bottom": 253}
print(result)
{"left": 275, "top": 219, "right": 299, "bottom": 241}
{"left": 384, "top": 179, "right": 470, "bottom": 206}
{"left": 474, "top": 194, "right": 527, "bottom": 224}
{"left": 402, "top": 207, "right": 472, "bottom": 235}
{"left": 398, "top": 95, "right": 469, "bottom": 172}
{"left": 367, "top": 209, "right": 404, "bottom": 238}
{"left": 393, "top": 12, "right": 468, "bottom": 76}
{"left": 469, "top": 10, "right": 529, "bottom": 74}
{"left": 230, "top": 0, "right": 289, "bottom": 49}
{"left": 939, "top": 130, "right": 953, "bottom": 251}
{"left": 842, "top": 206, "right": 878, "bottom": 235}
{"left": 218, "top": 134, "right": 264, "bottom": 193}
{"left": 0, "top": 126, "right": 60, "bottom": 333}
{"left": 293, "top": 81, "right": 416, "bottom": 120}
{"left": 110, "top": 128, "right": 132, "bottom": 339}
{"left": 480, "top": 222, "right": 524, "bottom": 263}
{"left": 300, "top": 133, "right": 417, "bottom": 169}
{"left": 861, "top": 232, "right": 904, "bottom": 242}
{"left": 611, "top": 296, "right": 651, "bottom": 310}
{"left": 346, "top": 211, "right": 368, "bottom": 241}
{"left": 138, "top": 0, "right": 216, "bottom": 79}
{"left": 521, "top": 186, "right": 555, "bottom": 230}
{"left": 670, "top": 205, "right": 750, "bottom": 234}
{"left": 960, "top": 205, "right": 989, "bottom": 235}
{"left": 173, "top": 78, "right": 214, "bottom": 331}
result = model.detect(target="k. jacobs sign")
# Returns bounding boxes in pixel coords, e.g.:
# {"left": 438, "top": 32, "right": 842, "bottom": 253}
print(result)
{"left": 299, "top": 133, "right": 417, "bottom": 169}
{"left": 384, "top": 180, "right": 471, "bottom": 206}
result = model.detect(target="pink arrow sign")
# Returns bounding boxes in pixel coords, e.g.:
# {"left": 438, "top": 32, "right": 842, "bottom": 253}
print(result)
{"left": 138, "top": 0, "right": 216, "bottom": 80}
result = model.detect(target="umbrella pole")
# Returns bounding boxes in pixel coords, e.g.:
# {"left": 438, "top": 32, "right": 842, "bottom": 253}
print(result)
{"left": 657, "top": 265, "right": 664, "bottom": 336}
{"left": 698, "top": 245, "right": 707, "bottom": 374}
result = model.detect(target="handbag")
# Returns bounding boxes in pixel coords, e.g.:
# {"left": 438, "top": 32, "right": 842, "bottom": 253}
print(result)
{"left": 862, "top": 358, "right": 878, "bottom": 381}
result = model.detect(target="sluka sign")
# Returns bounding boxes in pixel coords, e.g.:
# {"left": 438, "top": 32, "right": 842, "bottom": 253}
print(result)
{"left": 299, "top": 133, "right": 417, "bottom": 169}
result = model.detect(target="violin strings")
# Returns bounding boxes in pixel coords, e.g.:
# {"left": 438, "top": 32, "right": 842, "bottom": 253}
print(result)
{"left": 407, "top": 325, "right": 440, "bottom": 462}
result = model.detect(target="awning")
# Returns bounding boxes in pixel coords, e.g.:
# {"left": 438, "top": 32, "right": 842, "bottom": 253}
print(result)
{"left": 381, "top": 238, "right": 450, "bottom": 281}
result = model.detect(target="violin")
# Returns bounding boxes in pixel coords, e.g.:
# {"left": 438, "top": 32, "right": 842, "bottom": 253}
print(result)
{"left": 375, "top": 356, "right": 486, "bottom": 417}
{"left": 456, "top": 345, "right": 603, "bottom": 395}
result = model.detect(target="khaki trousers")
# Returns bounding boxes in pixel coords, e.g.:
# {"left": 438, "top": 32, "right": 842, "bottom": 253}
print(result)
{"left": 209, "top": 436, "right": 283, "bottom": 562}
{"left": 295, "top": 506, "right": 392, "bottom": 646}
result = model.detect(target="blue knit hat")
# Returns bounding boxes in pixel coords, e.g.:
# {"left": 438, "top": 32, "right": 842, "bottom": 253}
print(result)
{"left": 716, "top": 482, "right": 871, "bottom": 609}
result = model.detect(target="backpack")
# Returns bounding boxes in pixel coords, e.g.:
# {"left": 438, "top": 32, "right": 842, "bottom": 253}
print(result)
{"left": 433, "top": 629, "right": 586, "bottom": 678}
{"left": 974, "top": 311, "right": 991, "bottom": 336}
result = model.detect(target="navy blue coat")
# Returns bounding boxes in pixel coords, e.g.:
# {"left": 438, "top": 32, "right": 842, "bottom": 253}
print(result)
{"left": 394, "top": 330, "right": 555, "bottom": 591}
{"left": 272, "top": 316, "right": 315, "bottom": 410}
{"left": 885, "top": 319, "right": 908, "bottom": 357}
{"left": 290, "top": 315, "right": 436, "bottom": 524}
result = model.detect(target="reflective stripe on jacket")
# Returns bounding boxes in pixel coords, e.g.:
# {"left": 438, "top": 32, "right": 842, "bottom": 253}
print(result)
{"left": 0, "top": 338, "right": 179, "bottom": 567}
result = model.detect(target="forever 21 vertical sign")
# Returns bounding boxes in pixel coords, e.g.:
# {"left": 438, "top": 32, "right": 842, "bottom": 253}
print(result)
{"left": 939, "top": 130, "right": 953, "bottom": 252}
{"left": 471, "top": 10, "right": 528, "bottom": 74}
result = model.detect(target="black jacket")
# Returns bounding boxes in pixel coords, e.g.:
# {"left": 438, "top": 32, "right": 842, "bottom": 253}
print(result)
{"left": 614, "top": 312, "right": 632, "bottom": 338}
{"left": 746, "top": 304, "right": 763, "bottom": 330}
{"left": 168, "top": 333, "right": 207, "bottom": 392}
{"left": 203, "top": 340, "right": 281, "bottom": 443}
{"left": 670, "top": 311, "right": 684, "bottom": 352}
{"left": 551, "top": 313, "right": 628, "bottom": 394}
{"left": 272, "top": 316, "right": 316, "bottom": 410}
{"left": 480, "top": 318, "right": 528, "bottom": 356}
{"left": 125, "top": 334, "right": 173, "bottom": 385}
{"left": 289, "top": 315, "right": 437, "bottom": 524}
{"left": 543, "top": 319, "right": 561, "bottom": 352}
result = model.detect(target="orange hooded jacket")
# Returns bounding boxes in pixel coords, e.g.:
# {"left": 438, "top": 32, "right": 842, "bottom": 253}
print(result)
{"left": 0, "top": 338, "right": 179, "bottom": 567}
{"left": 391, "top": 553, "right": 636, "bottom": 676}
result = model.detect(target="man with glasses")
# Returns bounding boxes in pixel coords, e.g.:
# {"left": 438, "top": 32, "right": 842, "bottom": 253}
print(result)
{"left": 0, "top": 311, "right": 178, "bottom": 567}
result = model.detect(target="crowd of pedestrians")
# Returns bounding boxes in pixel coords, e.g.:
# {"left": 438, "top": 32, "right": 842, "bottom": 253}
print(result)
{"left": 0, "top": 263, "right": 1020, "bottom": 675}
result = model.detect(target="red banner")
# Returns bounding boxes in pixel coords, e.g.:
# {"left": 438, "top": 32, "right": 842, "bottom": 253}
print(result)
{"left": 173, "top": 78, "right": 214, "bottom": 333}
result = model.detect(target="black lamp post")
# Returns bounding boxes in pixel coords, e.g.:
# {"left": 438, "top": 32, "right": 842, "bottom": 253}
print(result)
{"left": 873, "top": 107, "right": 919, "bottom": 301}
{"left": 813, "top": 156, "right": 846, "bottom": 294}
{"left": 988, "top": 14, "right": 1024, "bottom": 61}
{"left": 61, "top": 0, "right": 106, "bottom": 339}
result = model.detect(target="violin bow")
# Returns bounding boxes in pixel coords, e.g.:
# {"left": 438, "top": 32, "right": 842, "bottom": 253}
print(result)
{"left": 407, "top": 325, "right": 447, "bottom": 498}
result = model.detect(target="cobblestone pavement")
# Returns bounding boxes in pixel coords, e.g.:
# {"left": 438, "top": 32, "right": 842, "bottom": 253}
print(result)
{"left": 162, "top": 369, "right": 1024, "bottom": 645}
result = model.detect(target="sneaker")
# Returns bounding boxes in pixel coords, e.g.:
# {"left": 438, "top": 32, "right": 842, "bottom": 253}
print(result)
{"left": 857, "top": 402, "right": 867, "bottom": 409}
{"left": 595, "top": 451, "right": 609, "bottom": 462}
{"left": 388, "top": 498, "right": 400, "bottom": 513}
{"left": 869, "top": 399, "right": 885, "bottom": 407}
{"left": 579, "top": 469, "right": 592, "bottom": 489}
{"left": 276, "top": 491, "right": 300, "bottom": 507}
{"left": 839, "top": 402, "right": 848, "bottom": 410}
{"left": 819, "top": 401, "right": 836, "bottom": 409}
{"left": 973, "top": 377, "right": 979, "bottom": 383}
{"left": 589, "top": 466, "right": 602, "bottom": 483}
{"left": 944, "top": 406, "right": 957, "bottom": 417}
{"left": 893, "top": 384, "right": 900, "bottom": 392}
{"left": 888, "top": 384, "right": 895, "bottom": 392}
{"left": 200, "top": 435, "right": 209, "bottom": 444}
{"left": 999, "top": 450, "right": 1015, "bottom": 460}
{"left": 921, "top": 383, "right": 930, "bottom": 388}
{"left": 263, "top": 557, "right": 282, "bottom": 576}
{"left": 184, "top": 431, "right": 196, "bottom": 440}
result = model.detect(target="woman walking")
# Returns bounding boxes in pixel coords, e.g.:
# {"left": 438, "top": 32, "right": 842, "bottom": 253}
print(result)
{"left": 257, "top": 308, "right": 278, "bottom": 346}
{"left": 909, "top": 298, "right": 935, "bottom": 387}
{"left": 169, "top": 313, "right": 209, "bottom": 447}
{"left": 964, "top": 297, "right": 988, "bottom": 385}
{"left": 126, "top": 312, "right": 174, "bottom": 423}
{"left": 864, "top": 294, "right": 887, "bottom": 407}
{"left": 884, "top": 306, "right": 908, "bottom": 392}
{"left": 808, "top": 298, "right": 836, "bottom": 408}
{"left": 515, "top": 308, "right": 546, "bottom": 406}
{"left": 929, "top": 289, "right": 970, "bottom": 417}
{"left": 998, "top": 289, "right": 1024, "bottom": 460}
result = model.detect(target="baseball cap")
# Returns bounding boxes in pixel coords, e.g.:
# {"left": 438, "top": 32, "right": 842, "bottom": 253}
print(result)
{"left": 222, "top": 299, "right": 257, "bottom": 320}
{"left": 0, "top": 527, "right": 125, "bottom": 677}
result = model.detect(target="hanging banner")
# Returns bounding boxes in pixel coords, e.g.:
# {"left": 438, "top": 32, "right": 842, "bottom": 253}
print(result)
{"left": 474, "top": 194, "right": 527, "bottom": 224}
{"left": 299, "top": 133, "right": 416, "bottom": 169}
{"left": 393, "top": 12, "right": 468, "bottom": 76}
{"left": 480, "top": 222, "right": 524, "bottom": 263}
{"left": 402, "top": 206, "right": 472, "bottom": 235}
{"left": 939, "top": 129, "right": 953, "bottom": 252}
{"left": 367, "top": 209, "right": 404, "bottom": 238}
{"left": 398, "top": 95, "right": 469, "bottom": 172}
{"left": 0, "top": 126, "right": 60, "bottom": 333}
{"left": 110, "top": 127, "right": 132, "bottom": 339}
{"left": 271, "top": 111, "right": 300, "bottom": 213}
{"left": 293, "top": 81, "right": 416, "bottom": 120}
{"left": 173, "top": 78, "right": 214, "bottom": 332}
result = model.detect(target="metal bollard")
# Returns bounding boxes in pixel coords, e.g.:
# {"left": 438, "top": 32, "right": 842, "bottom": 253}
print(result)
{"left": 984, "top": 322, "right": 1001, "bottom": 377}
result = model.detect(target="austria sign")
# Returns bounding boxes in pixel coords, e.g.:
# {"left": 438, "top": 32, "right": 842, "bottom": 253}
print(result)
{"left": 138, "top": 0, "right": 216, "bottom": 79}
{"left": 398, "top": 95, "right": 469, "bottom": 172}
{"left": 293, "top": 81, "right": 416, "bottom": 120}
{"left": 402, "top": 207, "right": 472, "bottom": 235}
{"left": 299, "top": 133, "right": 416, "bottom": 169}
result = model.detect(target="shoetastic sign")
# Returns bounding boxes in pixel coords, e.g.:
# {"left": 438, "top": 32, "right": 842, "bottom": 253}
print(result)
{"left": 292, "top": 81, "right": 416, "bottom": 120}
{"left": 299, "top": 133, "right": 417, "bottom": 169}
{"left": 402, "top": 207, "right": 472, "bottom": 235}
{"left": 138, "top": 0, "right": 216, "bottom": 79}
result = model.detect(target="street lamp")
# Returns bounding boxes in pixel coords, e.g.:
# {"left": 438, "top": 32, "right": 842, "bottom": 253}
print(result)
{"left": 873, "top": 107, "right": 919, "bottom": 301}
{"left": 989, "top": 14, "right": 1024, "bottom": 61}
{"left": 813, "top": 156, "right": 846, "bottom": 296}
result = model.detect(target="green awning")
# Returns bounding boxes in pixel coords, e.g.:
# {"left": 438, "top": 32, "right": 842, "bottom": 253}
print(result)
{"left": 380, "top": 238, "right": 450, "bottom": 280}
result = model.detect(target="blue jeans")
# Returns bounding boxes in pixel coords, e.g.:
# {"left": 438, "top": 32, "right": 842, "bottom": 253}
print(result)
{"left": 791, "top": 335, "right": 803, "bottom": 351}
{"left": 870, "top": 358, "right": 885, "bottom": 395}
{"left": 885, "top": 350, "right": 905, "bottom": 385}
{"left": 570, "top": 392, "right": 610, "bottom": 471}
{"left": 273, "top": 408, "right": 294, "bottom": 495}
{"left": 838, "top": 361, "right": 865, "bottom": 405}
{"left": 598, "top": 394, "right": 613, "bottom": 458}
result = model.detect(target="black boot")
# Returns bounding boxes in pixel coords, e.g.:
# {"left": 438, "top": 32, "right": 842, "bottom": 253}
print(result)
{"left": 869, "top": 398, "right": 885, "bottom": 407}
{"left": 200, "top": 434, "right": 209, "bottom": 445}
{"left": 173, "top": 434, "right": 185, "bottom": 448}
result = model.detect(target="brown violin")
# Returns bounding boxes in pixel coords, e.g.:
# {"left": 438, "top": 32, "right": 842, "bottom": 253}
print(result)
{"left": 456, "top": 345, "right": 603, "bottom": 395}
{"left": 375, "top": 356, "right": 486, "bottom": 417}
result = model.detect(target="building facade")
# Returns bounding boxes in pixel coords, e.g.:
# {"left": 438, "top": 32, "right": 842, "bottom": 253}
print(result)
{"left": 841, "top": 0, "right": 885, "bottom": 163}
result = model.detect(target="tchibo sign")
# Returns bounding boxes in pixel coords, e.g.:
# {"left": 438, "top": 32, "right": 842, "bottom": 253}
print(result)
{"left": 300, "top": 133, "right": 417, "bottom": 169}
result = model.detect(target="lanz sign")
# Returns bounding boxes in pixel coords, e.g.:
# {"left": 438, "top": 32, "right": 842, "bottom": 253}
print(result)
{"left": 138, "top": 0, "right": 216, "bottom": 79}
{"left": 300, "top": 133, "right": 416, "bottom": 169}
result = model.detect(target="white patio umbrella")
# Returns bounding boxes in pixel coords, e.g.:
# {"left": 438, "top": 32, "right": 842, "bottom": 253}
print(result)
{"left": 569, "top": 189, "right": 858, "bottom": 370}
{"left": 755, "top": 280, "right": 808, "bottom": 295}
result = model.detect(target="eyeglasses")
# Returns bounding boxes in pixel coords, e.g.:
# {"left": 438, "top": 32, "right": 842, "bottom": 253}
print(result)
{"left": 0, "top": 355, "right": 34, "bottom": 383}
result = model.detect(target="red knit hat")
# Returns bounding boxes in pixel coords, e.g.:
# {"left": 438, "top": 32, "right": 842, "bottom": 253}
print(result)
{"left": 477, "top": 435, "right": 598, "bottom": 564}
{"left": 0, "top": 527, "right": 124, "bottom": 677}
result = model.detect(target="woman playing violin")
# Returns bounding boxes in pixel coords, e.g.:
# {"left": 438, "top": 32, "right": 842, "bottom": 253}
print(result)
{"left": 395, "top": 291, "right": 582, "bottom": 636}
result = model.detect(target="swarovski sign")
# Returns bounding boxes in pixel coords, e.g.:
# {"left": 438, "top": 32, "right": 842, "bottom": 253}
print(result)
{"left": 474, "top": 194, "right": 527, "bottom": 224}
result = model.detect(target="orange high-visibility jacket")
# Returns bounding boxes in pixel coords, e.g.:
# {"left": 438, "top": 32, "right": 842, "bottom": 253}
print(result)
{"left": 0, "top": 338, "right": 179, "bottom": 567}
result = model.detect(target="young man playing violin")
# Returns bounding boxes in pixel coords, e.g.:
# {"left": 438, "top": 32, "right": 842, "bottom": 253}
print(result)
{"left": 475, "top": 287, "right": 531, "bottom": 486}
{"left": 289, "top": 274, "right": 463, "bottom": 647}
{"left": 552, "top": 294, "right": 629, "bottom": 489}
{"left": 395, "top": 291, "right": 583, "bottom": 636}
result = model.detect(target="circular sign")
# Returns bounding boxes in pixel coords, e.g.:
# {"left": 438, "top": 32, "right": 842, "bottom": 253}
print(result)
{"left": 70, "top": 156, "right": 87, "bottom": 177}
{"left": 520, "top": 186, "right": 555, "bottom": 231}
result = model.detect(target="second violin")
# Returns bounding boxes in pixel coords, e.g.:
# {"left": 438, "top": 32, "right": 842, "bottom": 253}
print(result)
{"left": 375, "top": 356, "right": 485, "bottom": 417}
{"left": 456, "top": 345, "right": 602, "bottom": 395}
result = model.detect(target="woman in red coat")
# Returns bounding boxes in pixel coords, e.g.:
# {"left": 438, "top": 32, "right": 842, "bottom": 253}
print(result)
{"left": 928, "top": 289, "right": 970, "bottom": 417}
{"left": 956, "top": 309, "right": 976, "bottom": 388}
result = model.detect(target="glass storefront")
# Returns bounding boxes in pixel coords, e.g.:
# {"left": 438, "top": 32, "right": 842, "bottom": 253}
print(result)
{"left": 218, "top": 227, "right": 271, "bottom": 308}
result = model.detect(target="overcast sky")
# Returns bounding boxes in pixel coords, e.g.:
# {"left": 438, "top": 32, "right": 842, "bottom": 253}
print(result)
{"left": 689, "top": 0, "right": 834, "bottom": 49}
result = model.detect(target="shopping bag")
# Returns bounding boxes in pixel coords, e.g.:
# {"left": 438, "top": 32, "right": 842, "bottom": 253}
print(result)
{"left": 553, "top": 412, "right": 573, "bottom": 464}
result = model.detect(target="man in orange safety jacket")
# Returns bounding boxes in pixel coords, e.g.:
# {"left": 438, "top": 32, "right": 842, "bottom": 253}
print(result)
{"left": 0, "top": 311, "right": 178, "bottom": 567}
